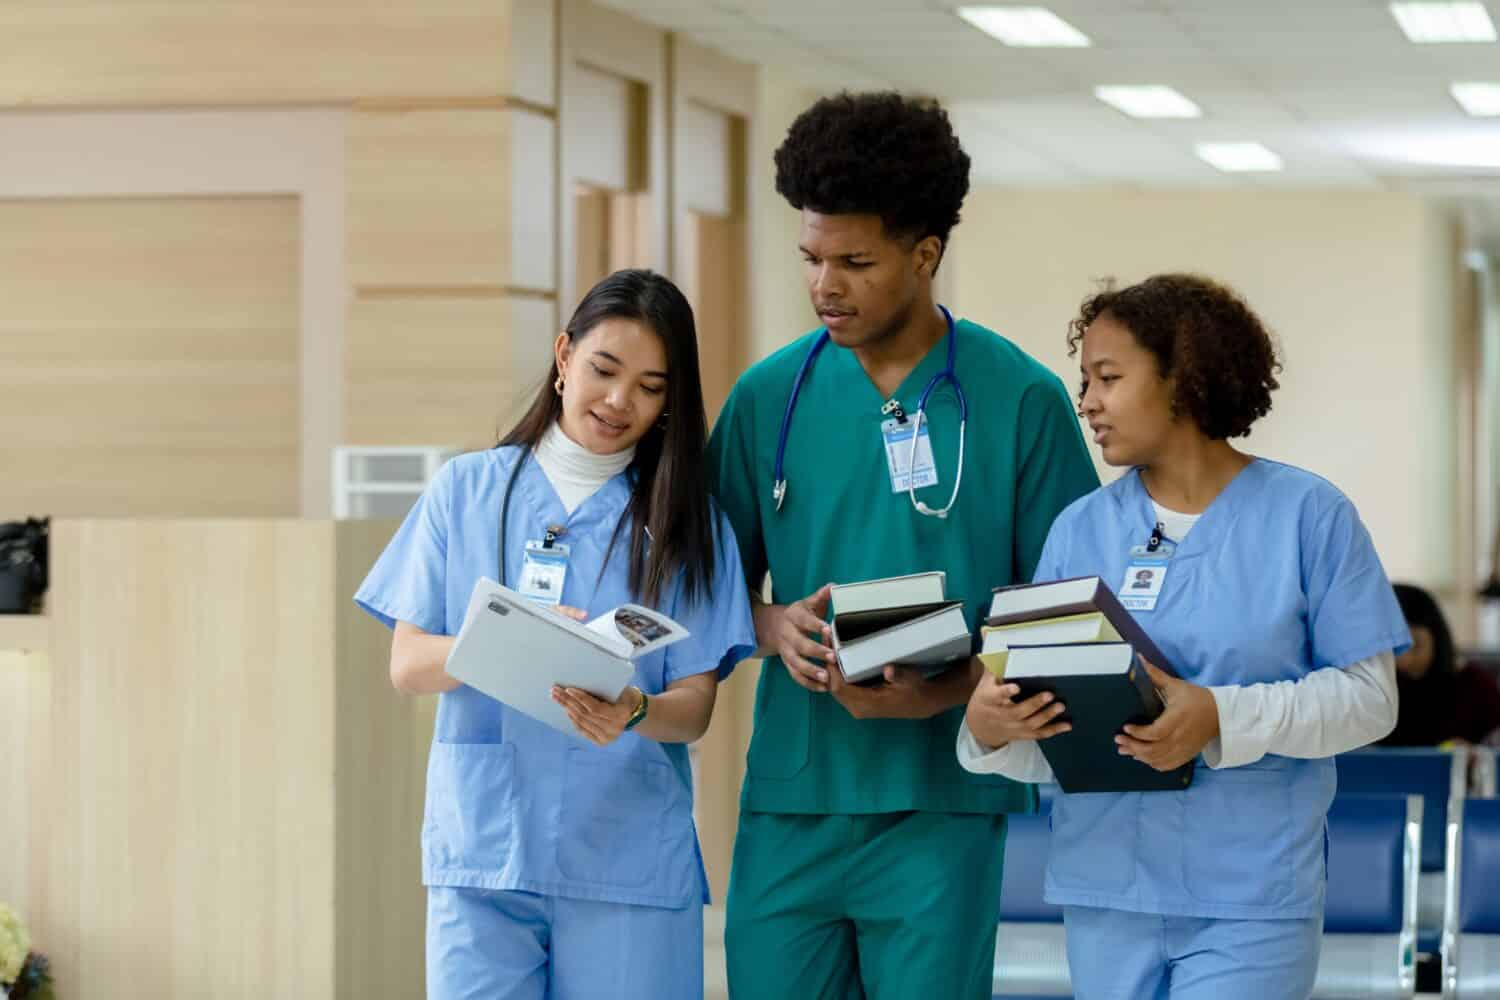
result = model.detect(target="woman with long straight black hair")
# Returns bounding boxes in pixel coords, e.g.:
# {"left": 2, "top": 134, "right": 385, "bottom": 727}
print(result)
{"left": 355, "top": 269, "right": 756, "bottom": 998}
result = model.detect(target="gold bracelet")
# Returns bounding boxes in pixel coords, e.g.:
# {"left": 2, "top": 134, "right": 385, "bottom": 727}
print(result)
{"left": 623, "top": 685, "right": 649, "bottom": 730}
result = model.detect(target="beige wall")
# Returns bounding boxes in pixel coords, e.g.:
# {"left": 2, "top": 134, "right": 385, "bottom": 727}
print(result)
{"left": 950, "top": 189, "right": 1463, "bottom": 589}
{"left": 749, "top": 74, "right": 825, "bottom": 360}
{"left": 0, "top": 1, "right": 558, "bottom": 511}
{"left": 0, "top": 1, "right": 514, "bottom": 105}
{"left": 0, "top": 196, "right": 302, "bottom": 521}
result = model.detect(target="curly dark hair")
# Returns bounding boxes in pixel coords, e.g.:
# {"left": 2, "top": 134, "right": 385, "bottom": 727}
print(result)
{"left": 1066, "top": 274, "right": 1282, "bottom": 440}
{"left": 774, "top": 91, "right": 970, "bottom": 257}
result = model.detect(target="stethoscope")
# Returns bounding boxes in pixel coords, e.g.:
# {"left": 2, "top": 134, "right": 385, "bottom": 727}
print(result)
{"left": 773, "top": 304, "right": 967, "bottom": 519}
{"left": 496, "top": 443, "right": 639, "bottom": 587}
{"left": 497, "top": 445, "right": 546, "bottom": 587}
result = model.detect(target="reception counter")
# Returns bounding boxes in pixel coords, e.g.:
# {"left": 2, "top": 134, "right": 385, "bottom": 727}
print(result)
{"left": 0, "top": 519, "right": 755, "bottom": 998}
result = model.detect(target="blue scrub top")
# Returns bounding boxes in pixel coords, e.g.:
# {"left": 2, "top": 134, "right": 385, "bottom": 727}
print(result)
{"left": 354, "top": 446, "right": 757, "bottom": 910}
{"left": 1035, "top": 459, "right": 1410, "bottom": 920}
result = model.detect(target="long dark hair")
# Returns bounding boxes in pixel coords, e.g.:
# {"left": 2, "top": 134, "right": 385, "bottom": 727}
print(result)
{"left": 1385, "top": 582, "right": 1458, "bottom": 746}
{"left": 500, "top": 269, "right": 716, "bottom": 607}
{"left": 1394, "top": 583, "right": 1456, "bottom": 680}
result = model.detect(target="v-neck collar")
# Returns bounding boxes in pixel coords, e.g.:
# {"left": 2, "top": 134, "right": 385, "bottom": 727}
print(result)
{"left": 829, "top": 317, "right": 957, "bottom": 416}
{"left": 1121, "top": 459, "right": 1261, "bottom": 561}
{"left": 513, "top": 447, "right": 634, "bottom": 536}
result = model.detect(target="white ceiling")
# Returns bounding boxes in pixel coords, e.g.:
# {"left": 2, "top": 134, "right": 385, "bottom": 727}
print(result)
{"left": 595, "top": 0, "right": 1500, "bottom": 228}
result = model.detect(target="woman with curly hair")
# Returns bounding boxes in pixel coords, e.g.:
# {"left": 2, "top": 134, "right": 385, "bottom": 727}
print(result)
{"left": 707, "top": 91, "right": 1097, "bottom": 998}
{"left": 960, "top": 274, "right": 1410, "bottom": 998}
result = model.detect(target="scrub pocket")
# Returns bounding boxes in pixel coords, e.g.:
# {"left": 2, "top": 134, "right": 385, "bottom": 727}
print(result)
{"left": 1182, "top": 763, "right": 1293, "bottom": 907}
{"left": 744, "top": 667, "right": 810, "bottom": 780}
{"left": 1048, "top": 792, "right": 1140, "bottom": 893}
{"left": 424, "top": 741, "right": 518, "bottom": 871}
{"left": 557, "top": 747, "right": 670, "bottom": 888}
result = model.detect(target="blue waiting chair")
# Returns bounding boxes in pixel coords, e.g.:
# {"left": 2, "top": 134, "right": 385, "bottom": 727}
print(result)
{"left": 1336, "top": 746, "right": 1466, "bottom": 947}
{"left": 993, "top": 813, "right": 1071, "bottom": 998}
{"left": 1441, "top": 798, "right": 1500, "bottom": 998}
{"left": 1311, "top": 793, "right": 1420, "bottom": 999}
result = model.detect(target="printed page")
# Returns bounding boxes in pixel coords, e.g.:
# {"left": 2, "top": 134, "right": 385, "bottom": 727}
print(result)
{"left": 584, "top": 604, "right": 690, "bottom": 658}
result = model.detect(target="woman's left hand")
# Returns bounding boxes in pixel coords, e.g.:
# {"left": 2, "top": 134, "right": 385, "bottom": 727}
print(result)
{"left": 552, "top": 684, "right": 637, "bottom": 746}
{"left": 1115, "top": 659, "right": 1220, "bottom": 771}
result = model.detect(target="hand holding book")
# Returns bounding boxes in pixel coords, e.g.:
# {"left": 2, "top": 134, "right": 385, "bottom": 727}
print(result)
{"left": 550, "top": 684, "right": 638, "bottom": 747}
{"left": 965, "top": 671, "right": 1073, "bottom": 749}
{"left": 827, "top": 656, "right": 980, "bottom": 721}
{"left": 761, "top": 582, "right": 836, "bottom": 692}
{"left": 1113, "top": 658, "right": 1220, "bottom": 772}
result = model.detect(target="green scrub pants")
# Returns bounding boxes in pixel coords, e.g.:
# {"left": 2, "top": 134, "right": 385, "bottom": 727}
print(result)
{"left": 724, "top": 810, "right": 1007, "bottom": 1000}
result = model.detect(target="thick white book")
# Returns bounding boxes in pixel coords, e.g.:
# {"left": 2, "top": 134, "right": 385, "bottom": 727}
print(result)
{"left": 445, "top": 577, "right": 688, "bottom": 736}
{"left": 833, "top": 600, "right": 972, "bottom": 684}
{"left": 830, "top": 571, "right": 946, "bottom": 616}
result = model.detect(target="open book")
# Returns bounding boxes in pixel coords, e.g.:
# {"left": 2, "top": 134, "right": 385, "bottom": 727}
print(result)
{"left": 445, "top": 577, "right": 689, "bottom": 736}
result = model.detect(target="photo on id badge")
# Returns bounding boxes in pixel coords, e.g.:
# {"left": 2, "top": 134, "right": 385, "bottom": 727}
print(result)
{"left": 1118, "top": 559, "right": 1167, "bottom": 611}
{"left": 520, "top": 541, "right": 569, "bottom": 606}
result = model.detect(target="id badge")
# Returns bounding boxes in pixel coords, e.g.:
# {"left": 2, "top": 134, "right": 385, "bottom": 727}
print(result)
{"left": 1118, "top": 546, "right": 1171, "bottom": 612}
{"left": 881, "top": 418, "right": 938, "bottom": 493}
{"left": 519, "top": 541, "right": 570, "bottom": 606}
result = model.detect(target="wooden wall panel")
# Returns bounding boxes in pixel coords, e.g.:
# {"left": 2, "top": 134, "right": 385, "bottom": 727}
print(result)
{"left": 559, "top": 0, "right": 668, "bottom": 307}
{"left": 29, "top": 522, "right": 338, "bottom": 998}
{"left": 334, "top": 520, "right": 435, "bottom": 1000}
{"left": 0, "top": 648, "right": 47, "bottom": 928}
{"left": 569, "top": 66, "right": 635, "bottom": 192}
{"left": 687, "top": 213, "right": 747, "bottom": 423}
{"left": 345, "top": 296, "right": 525, "bottom": 447}
{"left": 0, "top": 1, "right": 511, "bottom": 106}
{"left": 672, "top": 37, "right": 756, "bottom": 121}
{"left": 4, "top": 521, "right": 447, "bottom": 999}
{"left": 508, "top": 0, "right": 558, "bottom": 109}
{"left": 511, "top": 296, "right": 560, "bottom": 379}
{"left": 510, "top": 111, "right": 558, "bottom": 293}
{"left": 348, "top": 110, "right": 512, "bottom": 289}
{"left": 0, "top": 196, "right": 300, "bottom": 520}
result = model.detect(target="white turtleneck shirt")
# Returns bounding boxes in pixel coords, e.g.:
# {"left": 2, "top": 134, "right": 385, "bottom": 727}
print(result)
{"left": 533, "top": 421, "right": 635, "bottom": 514}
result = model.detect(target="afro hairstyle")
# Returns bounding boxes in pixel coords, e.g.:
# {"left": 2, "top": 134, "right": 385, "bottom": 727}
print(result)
{"left": 774, "top": 91, "right": 970, "bottom": 255}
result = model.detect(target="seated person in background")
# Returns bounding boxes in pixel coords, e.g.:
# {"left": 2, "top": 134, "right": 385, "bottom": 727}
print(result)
{"left": 1384, "top": 582, "right": 1500, "bottom": 747}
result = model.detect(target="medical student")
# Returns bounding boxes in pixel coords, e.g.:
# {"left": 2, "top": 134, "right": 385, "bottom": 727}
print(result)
{"left": 707, "top": 92, "right": 1097, "bottom": 999}
{"left": 354, "top": 269, "right": 756, "bottom": 999}
{"left": 960, "top": 273, "right": 1408, "bottom": 999}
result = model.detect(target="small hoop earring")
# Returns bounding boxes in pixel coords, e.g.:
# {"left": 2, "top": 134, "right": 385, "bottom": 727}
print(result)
{"left": 554, "top": 375, "right": 565, "bottom": 395}
{"left": 656, "top": 411, "right": 670, "bottom": 429}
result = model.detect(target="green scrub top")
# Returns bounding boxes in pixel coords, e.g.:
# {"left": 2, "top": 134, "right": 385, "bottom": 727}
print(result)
{"left": 707, "top": 317, "right": 1099, "bottom": 816}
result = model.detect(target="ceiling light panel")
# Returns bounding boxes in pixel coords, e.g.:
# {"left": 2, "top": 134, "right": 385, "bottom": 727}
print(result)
{"left": 1389, "top": 2, "right": 1497, "bottom": 43}
{"left": 1196, "top": 142, "right": 1285, "bottom": 172}
{"left": 1094, "top": 85, "right": 1202, "bottom": 119}
{"left": 956, "top": 6, "right": 1091, "bottom": 47}
{"left": 1452, "top": 81, "right": 1500, "bottom": 114}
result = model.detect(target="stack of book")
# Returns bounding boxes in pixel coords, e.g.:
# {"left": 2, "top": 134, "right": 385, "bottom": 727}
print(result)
{"left": 829, "top": 571, "right": 972, "bottom": 684}
{"left": 981, "top": 576, "right": 1193, "bottom": 793}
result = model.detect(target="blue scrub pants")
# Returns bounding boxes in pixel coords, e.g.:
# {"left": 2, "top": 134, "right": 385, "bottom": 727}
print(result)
{"left": 1062, "top": 905, "right": 1322, "bottom": 1000}
{"left": 427, "top": 886, "right": 702, "bottom": 1000}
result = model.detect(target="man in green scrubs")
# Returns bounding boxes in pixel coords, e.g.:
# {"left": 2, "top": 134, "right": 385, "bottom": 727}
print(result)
{"left": 706, "top": 92, "right": 1098, "bottom": 998}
